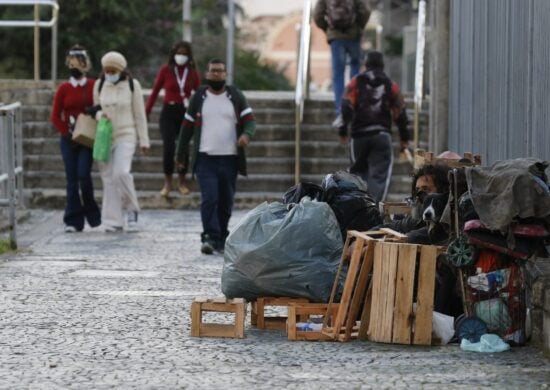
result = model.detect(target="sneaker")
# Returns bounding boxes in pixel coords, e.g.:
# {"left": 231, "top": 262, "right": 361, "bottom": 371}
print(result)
{"left": 64, "top": 225, "right": 78, "bottom": 233}
{"left": 178, "top": 184, "right": 190, "bottom": 195}
{"left": 200, "top": 241, "right": 215, "bottom": 255}
{"left": 104, "top": 225, "right": 123, "bottom": 233}
{"left": 332, "top": 114, "right": 344, "bottom": 128}
{"left": 126, "top": 211, "right": 139, "bottom": 233}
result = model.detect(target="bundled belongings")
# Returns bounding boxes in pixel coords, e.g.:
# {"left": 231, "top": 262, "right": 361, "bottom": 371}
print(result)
{"left": 222, "top": 199, "right": 342, "bottom": 302}
{"left": 448, "top": 160, "right": 550, "bottom": 346}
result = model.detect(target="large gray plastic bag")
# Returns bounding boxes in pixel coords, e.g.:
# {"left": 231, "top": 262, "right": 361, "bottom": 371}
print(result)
{"left": 222, "top": 200, "right": 343, "bottom": 302}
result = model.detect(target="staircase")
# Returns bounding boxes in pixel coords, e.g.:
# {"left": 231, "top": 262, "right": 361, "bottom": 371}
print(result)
{"left": 1, "top": 81, "right": 428, "bottom": 209}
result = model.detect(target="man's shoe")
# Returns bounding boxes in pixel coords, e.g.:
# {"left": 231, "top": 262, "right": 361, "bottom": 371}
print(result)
{"left": 104, "top": 225, "right": 123, "bottom": 233}
{"left": 64, "top": 225, "right": 78, "bottom": 233}
{"left": 332, "top": 114, "right": 344, "bottom": 128}
{"left": 200, "top": 241, "right": 215, "bottom": 255}
{"left": 126, "top": 211, "right": 139, "bottom": 233}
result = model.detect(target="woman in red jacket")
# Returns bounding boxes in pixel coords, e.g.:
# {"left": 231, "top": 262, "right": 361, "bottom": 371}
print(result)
{"left": 50, "top": 45, "right": 101, "bottom": 232}
{"left": 146, "top": 41, "right": 201, "bottom": 197}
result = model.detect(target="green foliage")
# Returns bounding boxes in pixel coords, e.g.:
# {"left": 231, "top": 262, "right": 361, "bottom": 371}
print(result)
{"left": 0, "top": 0, "right": 291, "bottom": 90}
{"left": 384, "top": 34, "right": 403, "bottom": 56}
{"left": 0, "top": 239, "right": 14, "bottom": 254}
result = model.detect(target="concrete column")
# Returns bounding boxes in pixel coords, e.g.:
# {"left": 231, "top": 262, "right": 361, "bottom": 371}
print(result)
{"left": 429, "top": 0, "right": 450, "bottom": 154}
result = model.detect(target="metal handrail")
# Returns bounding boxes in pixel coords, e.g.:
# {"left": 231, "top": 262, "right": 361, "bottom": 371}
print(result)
{"left": 413, "top": 0, "right": 427, "bottom": 150}
{"left": 0, "top": 102, "right": 24, "bottom": 249}
{"left": 294, "top": 0, "right": 313, "bottom": 185}
{"left": 0, "top": 0, "right": 59, "bottom": 82}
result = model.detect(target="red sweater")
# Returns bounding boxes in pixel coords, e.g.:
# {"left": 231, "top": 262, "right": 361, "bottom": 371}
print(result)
{"left": 145, "top": 64, "right": 201, "bottom": 115}
{"left": 50, "top": 79, "right": 95, "bottom": 136}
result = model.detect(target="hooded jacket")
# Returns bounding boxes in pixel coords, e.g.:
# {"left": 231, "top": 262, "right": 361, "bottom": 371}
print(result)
{"left": 313, "top": 0, "right": 370, "bottom": 42}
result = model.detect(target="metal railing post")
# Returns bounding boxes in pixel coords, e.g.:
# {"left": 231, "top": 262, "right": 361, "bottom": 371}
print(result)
{"left": 413, "top": 0, "right": 427, "bottom": 150}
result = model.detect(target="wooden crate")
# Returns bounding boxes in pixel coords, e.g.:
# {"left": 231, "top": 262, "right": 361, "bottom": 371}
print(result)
{"left": 321, "top": 230, "right": 378, "bottom": 342}
{"left": 367, "top": 242, "right": 444, "bottom": 345}
{"left": 287, "top": 303, "right": 340, "bottom": 341}
{"left": 251, "top": 297, "right": 309, "bottom": 330}
{"left": 190, "top": 297, "right": 246, "bottom": 338}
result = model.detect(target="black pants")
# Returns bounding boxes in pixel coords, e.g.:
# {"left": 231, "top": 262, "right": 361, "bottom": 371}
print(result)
{"left": 349, "top": 131, "right": 393, "bottom": 202}
{"left": 160, "top": 103, "right": 188, "bottom": 176}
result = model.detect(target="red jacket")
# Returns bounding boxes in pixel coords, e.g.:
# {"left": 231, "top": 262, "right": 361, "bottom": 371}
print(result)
{"left": 145, "top": 64, "right": 201, "bottom": 115}
{"left": 50, "top": 79, "right": 95, "bottom": 136}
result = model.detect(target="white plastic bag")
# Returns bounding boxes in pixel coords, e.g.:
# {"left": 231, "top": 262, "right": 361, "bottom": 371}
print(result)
{"left": 432, "top": 311, "right": 455, "bottom": 345}
{"left": 460, "top": 333, "right": 510, "bottom": 353}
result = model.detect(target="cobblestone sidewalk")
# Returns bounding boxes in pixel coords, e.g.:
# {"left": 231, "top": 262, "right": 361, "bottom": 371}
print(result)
{"left": 1, "top": 210, "right": 549, "bottom": 389}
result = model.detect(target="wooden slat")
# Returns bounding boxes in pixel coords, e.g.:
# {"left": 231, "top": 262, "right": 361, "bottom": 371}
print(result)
{"left": 322, "top": 233, "right": 353, "bottom": 332}
{"left": 250, "top": 301, "right": 258, "bottom": 326}
{"left": 200, "top": 323, "right": 238, "bottom": 338}
{"left": 375, "top": 243, "right": 390, "bottom": 341}
{"left": 190, "top": 302, "right": 202, "bottom": 337}
{"left": 329, "top": 237, "right": 365, "bottom": 337}
{"left": 232, "top": 298, "right": 245, "bottom": 304}
{"left": 379, "top": 228, "right": 408, "bottom": 239}
{"left": 212, "top": 297, "right": 227, "bottom": 303}
{"left": 256, "top": 298, "right": 265, "bottom": 329}
{"left": 413, "top": 245, "right": 438, "bottom": 345}
{"left": 358, "top": 281, "right": 372, "bottom": 340}
{"left": 287, "top": 305, "right": 298, "bottom": 340}
{"left": 391, "top": 244, "right": 417, "bottom": 344}
{"left": 367, "top": 242, "right": 384, "bottom": 341}
{"left": 380, "top": 243, "right": 398, "bottom": 342}
{"left": 201, "top": 302, "right": 239, "bottom": 313}
{"left": 235, "top": 302, "right": 245, "bottom": 338}
{"left": 343, "top": 241, "right": 375, "bottom": 340}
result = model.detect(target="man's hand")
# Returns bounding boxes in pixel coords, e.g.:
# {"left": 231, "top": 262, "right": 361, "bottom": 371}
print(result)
{"left": 176, "top": 162, "right": 186, "bottom": 171}
{"left": 339, "top": 135, "right": 349, "bottom": 145}
{"left": 237, "top": 134, "right": 250, "bottom": 147}
{"left": 400, "top": 140, "right": 409, "bottom": 150}
{"left": 140, "top": 146, "right": 149, "bottom": 156}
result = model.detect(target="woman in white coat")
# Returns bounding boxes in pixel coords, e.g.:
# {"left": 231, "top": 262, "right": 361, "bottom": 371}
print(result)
{"left": 91, "top": 51, "right": 150, "bottom": 232}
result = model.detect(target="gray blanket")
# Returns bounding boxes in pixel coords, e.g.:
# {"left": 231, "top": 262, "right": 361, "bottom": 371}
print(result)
{"left": 465, "top": 158, "right": 550, "bottom": 233}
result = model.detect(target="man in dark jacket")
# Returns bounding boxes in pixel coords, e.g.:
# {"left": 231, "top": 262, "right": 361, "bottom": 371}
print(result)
{"left": 313, "top": 0, "right": 370, "bottom": 119}
{"left": 176, "top": 59, "right": 256, "bottom": 255}
{"left": 338, "top": 51, "right": 409, "bottom": 202}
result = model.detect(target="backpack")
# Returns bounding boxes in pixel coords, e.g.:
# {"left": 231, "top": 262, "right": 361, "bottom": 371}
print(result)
{"left": 98, "top": 75, "right": 134, "bottom": 94}
{"left": 326, "top": 0, "right": 356, "bottom": 31}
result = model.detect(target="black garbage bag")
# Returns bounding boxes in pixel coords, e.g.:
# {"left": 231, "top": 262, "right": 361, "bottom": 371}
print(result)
{"left": 321, "top": 171, "right": 383, "bottom": 237}
{"left": 221, "top": 199, "right": 342, "bottom": 302}
{"left": 282, "top": 181, "right": 323, "bottom": 204}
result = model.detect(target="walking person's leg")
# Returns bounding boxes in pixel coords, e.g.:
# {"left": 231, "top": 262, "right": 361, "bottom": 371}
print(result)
{"left": 216, "top": 156, "right": 238, "bottom": 252}
{"left": 366, "top": 133, "right": 393, "bottom": 202}
{"left": 111, "top": 141, "right": 140, "bottom": 231}
{"left": 195, "top": 153, "right": 221, "bottom": 254}
{"left": 330, "top": 39, "right": 347, "bottom": 116}
{"left": 77, "top": 146, "right": 101, "bottom": 228}
{"left": 159, "top": 104, "right": 175, "bottom": 196}
{"left": 349, "top": 137, "right": 370, "bottom": 185}
{"left": 60, "top": 136, "right": 84, "bottom": 231}
{"left": 347, "top": 39, "right": 362, "bottom": 79}
{"left": 99, "top": 148, "right": 123, "bottom": 231}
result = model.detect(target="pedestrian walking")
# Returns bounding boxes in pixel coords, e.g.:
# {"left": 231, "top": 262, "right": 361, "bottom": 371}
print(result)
{"left": 145, "top": 41, "right": 201, "bottom": 197}
{"left": 89, "top": 51, "right": 150, "bottom": 233}
{"left": 313, "top": 0, "right": 370, "bottom": 123}
{"left": 175, "top": 59, "right": 256, "bottom": 254}
{"left": 338, "top": 51, "right": 409, "bottom": 202}
{"left": 50, "top": 45, "right": 101, "bottom": 232}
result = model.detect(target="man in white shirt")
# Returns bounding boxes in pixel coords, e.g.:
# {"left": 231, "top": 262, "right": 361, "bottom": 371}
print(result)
{"left": 176, "top": 59, "right": 256, "bottom": 254}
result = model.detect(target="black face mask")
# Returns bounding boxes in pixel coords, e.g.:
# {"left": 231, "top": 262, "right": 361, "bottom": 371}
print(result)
{"left": 207, "top": 79, "right": 226, "bottom": 91}
{"left": 69, "top": 68, "right": 83, "bottom": 79}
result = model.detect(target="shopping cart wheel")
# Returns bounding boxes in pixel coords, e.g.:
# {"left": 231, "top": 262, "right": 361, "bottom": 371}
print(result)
{"left": 446, "top": 235, "right": 474, "bottom": 267}
{"left": 455, "top": 314, "right": 487, "bottom": 343}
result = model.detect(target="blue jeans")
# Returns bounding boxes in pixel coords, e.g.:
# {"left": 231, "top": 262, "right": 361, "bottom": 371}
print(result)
{"left": 330, "top": 39, "right": 362, "bottom": 115}
{"left": 59, "top": 136, "right": 101, "bottom": 230}
{"left": 195, "top": 153, "right": 238, "bottom": 242}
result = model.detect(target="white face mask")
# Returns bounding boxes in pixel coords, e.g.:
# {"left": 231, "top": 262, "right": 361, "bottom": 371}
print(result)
{"left": 174, "top": 54, "right": 188, "bottom": 66}
{"left": 105, "top": 73, "right": 120, "bottom": 84}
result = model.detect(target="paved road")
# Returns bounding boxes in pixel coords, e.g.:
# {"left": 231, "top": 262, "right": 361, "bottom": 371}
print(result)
{"left": 1, "top": 210, "right": 550, "bottom": 389}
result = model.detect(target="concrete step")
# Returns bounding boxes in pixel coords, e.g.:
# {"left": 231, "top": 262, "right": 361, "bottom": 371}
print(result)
{"left": 23, "top": 154, "right": 416, "bottom": 176}
{"left": 24, "top": 170, "right": 412, "bottom": 194}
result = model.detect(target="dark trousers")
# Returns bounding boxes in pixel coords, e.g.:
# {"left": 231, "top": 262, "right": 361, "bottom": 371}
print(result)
{"left": 349, "top": 132, "right": 393, "bottom": 202}
{"left": 59, "top": 136, "right": 101, "bottom": 230}
{"left": 195, "top": 153, "right": 238, "bottom": 241}
{"left": 160, "top": 103, "right": 187, "bottom": 176}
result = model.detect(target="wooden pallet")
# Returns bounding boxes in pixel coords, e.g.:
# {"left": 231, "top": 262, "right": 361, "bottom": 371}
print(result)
{"left": 190, "top": 297, "right": 246, "bottom": 338}
{"left": 367, "top": 242, "right": 444, "bottom": 345}
{"left": 287, "top": 303, "right": 340, "bottom": 341}
{"left": 251, "top": 297, "right": 309, "bottom": 330}
{"left": 414, "top": 149, "right": 482, "bottom": 169}
{"left": 321, "top": 230, "right": 378, "bottom": 342}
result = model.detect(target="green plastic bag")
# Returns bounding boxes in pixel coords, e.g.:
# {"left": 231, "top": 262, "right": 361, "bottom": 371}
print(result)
{"left": 93, "top": 118, "right": 113, "bottom": 162}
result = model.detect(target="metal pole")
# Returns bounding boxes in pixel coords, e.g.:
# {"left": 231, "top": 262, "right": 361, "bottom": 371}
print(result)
{"left": 182, "top": 0, "right": 192, "bottom": 42}
{"left": 413, "top": 0, "right": 427, "bottom": 150}
{"left": 6, "top": 112, "right": 17, "bottom": 249}
{"left": 226, "top": 0, "right": 235, "bottom": 85}
{"left": 51, "top": 16, "right": 57, "bottom": 83}
{"left": 34, "top": 3, "right": 40, "bottom": 80}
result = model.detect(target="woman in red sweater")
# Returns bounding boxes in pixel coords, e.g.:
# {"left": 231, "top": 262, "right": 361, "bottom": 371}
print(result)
{"left": 146, "top": 41, "right": 201, "bottom": 197}
{"left": 50, "top": 45, "right": 101, "bottom": 232}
